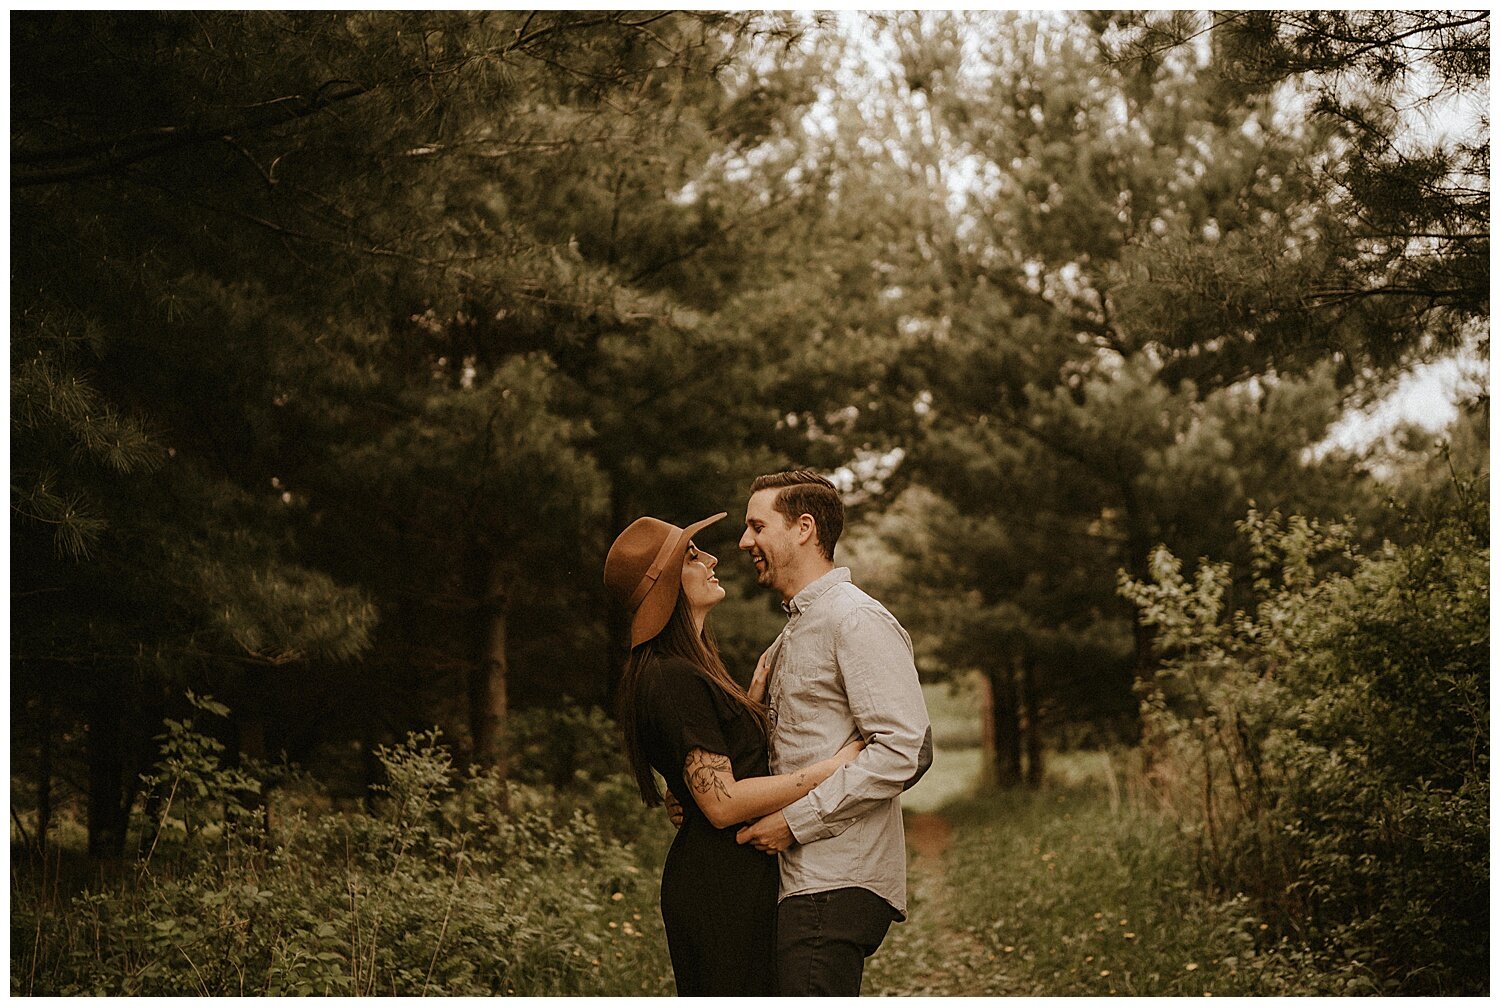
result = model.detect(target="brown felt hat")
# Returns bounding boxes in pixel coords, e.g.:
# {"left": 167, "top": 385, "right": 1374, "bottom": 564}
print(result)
{"left": 605, "top": 512, "right": 728, "bottom": 647}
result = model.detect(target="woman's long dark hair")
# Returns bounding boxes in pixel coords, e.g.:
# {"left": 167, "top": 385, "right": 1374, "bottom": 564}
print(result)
{"left": 616, "top": 592, "right": 770, "bottom": 806}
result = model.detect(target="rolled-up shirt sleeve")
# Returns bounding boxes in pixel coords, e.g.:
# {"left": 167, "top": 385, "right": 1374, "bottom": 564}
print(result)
{"left": 781, "top": 605, "right": 932, "bottom": 845}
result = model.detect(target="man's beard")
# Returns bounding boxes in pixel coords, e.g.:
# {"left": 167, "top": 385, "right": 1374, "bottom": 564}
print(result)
{"left": 752, "top": 552, "right": 774, "bottom": 588}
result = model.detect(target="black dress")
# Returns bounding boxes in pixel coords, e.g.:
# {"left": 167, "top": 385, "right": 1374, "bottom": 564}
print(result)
{"left": 637, "top": 656, "right": 778, "bottom": 996}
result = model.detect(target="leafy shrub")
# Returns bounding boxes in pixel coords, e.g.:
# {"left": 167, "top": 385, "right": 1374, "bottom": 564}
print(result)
{"left": 505, "top": 702, "right": 667, "bottom": 849}
{"left": 13, "top": 709, "right": 676, "bottom": 996}
{"left": 506, "top": 703, "right": 622, "bottom": 791}
{"left": 1119, "top": 484, "right": 1487, "bottom": 994}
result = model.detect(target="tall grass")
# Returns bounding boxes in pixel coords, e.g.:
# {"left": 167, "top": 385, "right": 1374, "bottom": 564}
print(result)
{"left": 869, "top": 756, "right": 1383, "bottom": 996}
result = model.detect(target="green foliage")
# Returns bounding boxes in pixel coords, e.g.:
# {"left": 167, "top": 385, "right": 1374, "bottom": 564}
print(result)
{"left": 136, "top": 693, "right": 264, "bottom": 858}
{"left": 10, "top": 10, "right": 852, "bottom": 850}
{"left": 1119, "top": 486, "right": 1488, "bottom": 994}
{"left": 14, "top": 709, "right": 675, "bottom": 996}
{"left": 11, "top": 305, "right": 164, "bottom": 559}
{"left": 852, "top": 12, "right": 1386, "bottom": 765}
{"left": 1112, "top": 11, "right": 1489, "bottom": 377}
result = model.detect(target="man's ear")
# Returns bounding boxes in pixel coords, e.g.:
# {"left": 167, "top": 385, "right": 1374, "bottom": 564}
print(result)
{"left": 797, "top": 514, "right": 817, "bottom": 548}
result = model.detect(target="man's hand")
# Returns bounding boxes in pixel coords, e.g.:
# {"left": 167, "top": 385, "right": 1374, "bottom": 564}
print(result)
{"left": 664, "top": 788, "right": 684, "bottom": 829}
{"left": 736, "top": 810, "right": 794, "bottom": 854}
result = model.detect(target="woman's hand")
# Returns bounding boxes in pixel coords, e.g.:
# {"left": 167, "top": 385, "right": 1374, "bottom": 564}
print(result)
{"left": 834, "top": 737, "right": 865, "bottom": 765}
{"left": 748, "top": 647, "right": 773, "bottom": 703}
{"left": 807, "top": 737, "right": 865, "bottom": 788}
{"left": 664, "top": 788, "right": 685, "bottom": 829}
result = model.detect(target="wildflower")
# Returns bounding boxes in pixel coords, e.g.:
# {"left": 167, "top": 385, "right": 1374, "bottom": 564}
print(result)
{"left": 1004, "top": 946, "right": 1015, "bottom": 953}
{"left": 611, "top": 892, "right": 625, "bottom": 902}
{"left": 1099, "top": 970, "right": 1110, "bottom": 977}
{"left": 1093, "top": 912, "right": 1103, "bottom": 920}
{"left": 1085, "top": 956, "right": 1094, "bottom": 963}
{"left": 1123, "top": 932, "right": 1136, "bottom": 940}
{"left": 608, "top": 922, "right": 618, "bottom": 929}
{"left": 1185, "top": 963, "right": 1199, "bottom": 971}
{"left": 1118, "top": 919, "right": 1128, "bottom": 926}
{"left": 632, "top": 913, "right": 642, "bottom": 921}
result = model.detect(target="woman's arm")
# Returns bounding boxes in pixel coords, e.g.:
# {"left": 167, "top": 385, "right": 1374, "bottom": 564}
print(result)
{"left": 683, "top": 740, "right": 862, "bottom": 830}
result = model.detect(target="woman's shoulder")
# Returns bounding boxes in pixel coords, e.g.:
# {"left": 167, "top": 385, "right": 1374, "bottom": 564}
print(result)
{"left": 642, "top": 655, "right": 741, "bottom": 712}
{"left": 643, "top": 654, "right": 709, "bottom": 688}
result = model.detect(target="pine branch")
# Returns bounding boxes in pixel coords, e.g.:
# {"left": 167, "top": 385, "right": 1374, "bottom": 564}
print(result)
{"left": 628, "top": 189, "right": 798, "bottom": 284}
{"left": 13, "top": 82, "right": 370, "bottom": 187}
{"left": 12, "top": 12, "right": 660, "bottom": 188}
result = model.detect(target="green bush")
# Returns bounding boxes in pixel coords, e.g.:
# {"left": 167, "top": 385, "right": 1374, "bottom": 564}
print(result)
{"left": 13, "top": 708, "right": 676, "bottom": 996}
{"left": 1120, "top": 484, "right": 1487, "bottom": 994}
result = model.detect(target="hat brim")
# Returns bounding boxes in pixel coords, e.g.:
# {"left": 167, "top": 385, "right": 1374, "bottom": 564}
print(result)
{"left": 629, "top": 511, "right": 728, "bottom": 647}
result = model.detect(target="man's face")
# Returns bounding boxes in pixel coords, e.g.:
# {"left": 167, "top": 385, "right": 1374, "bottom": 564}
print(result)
{"left": 740, "top": 489, "right": 800, "bottom": 592}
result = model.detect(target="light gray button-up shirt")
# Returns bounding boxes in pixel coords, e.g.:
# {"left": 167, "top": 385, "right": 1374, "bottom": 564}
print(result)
{"left": 766, "top": 567, "right": 933, "bottom": 918}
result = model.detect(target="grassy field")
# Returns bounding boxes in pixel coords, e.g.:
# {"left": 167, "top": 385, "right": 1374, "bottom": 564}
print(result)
{"left": 864, "top": 677, "right": 1368, "bottom": 996}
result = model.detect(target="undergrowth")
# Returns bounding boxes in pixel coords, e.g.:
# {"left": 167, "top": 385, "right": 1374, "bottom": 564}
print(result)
{"left": 12, "top": 699, "right": 676, "bottom": 996}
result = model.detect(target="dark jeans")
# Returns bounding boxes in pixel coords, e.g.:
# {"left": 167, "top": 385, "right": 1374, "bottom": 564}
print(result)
{"left": 776, "top": 886, "right": 899, "bottom": 996}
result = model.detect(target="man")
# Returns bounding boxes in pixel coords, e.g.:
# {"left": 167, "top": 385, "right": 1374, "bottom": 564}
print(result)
{"left": 735, "top": 469, "right": 933, "bottom": 996}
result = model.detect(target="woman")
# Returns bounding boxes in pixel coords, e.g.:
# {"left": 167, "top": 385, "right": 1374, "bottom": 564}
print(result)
{"left": 604, "top": 512, "right": 862, "bottom": 995}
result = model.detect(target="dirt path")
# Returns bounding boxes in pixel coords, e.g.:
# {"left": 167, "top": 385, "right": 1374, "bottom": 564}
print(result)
{"left": 904, "top": 812, "right": 952, "bottom": 861}
{"left": 861, "top": 811, "right": 1011, "bottom": 996}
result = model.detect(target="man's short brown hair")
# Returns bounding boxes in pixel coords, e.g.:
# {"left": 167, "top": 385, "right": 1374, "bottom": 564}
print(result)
{"left": 750, "top": 470, "right": 844, "bottom": 561}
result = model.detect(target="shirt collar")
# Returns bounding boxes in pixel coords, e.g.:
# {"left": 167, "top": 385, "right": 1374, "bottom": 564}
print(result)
{"left": 781, "top": 567, "right": 851, "bottom": 617}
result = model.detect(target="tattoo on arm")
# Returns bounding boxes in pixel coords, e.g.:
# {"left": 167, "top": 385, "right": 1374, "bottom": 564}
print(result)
{"left": 686, "top": 749, "right": 734, "bottom": 803}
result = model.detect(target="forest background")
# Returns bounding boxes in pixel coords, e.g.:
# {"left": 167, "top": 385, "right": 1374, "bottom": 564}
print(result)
{"left": 10, "top": 10, "right": 1489, "bottom": 996}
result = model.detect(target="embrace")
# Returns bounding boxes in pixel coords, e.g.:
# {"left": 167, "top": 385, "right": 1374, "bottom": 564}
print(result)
{"left": 604, "top": 470, "right": 934, "bottom": 996}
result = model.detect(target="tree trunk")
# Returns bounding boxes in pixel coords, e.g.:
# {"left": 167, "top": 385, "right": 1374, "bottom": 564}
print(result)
{"left": 604, "top": 484, "right": 631, "bottom": 711}
{"left": 1020, "top": 658, "right": 1044, "bottom": 789}
{"left": 36, "top": 684, "right": 53, "bottom": 849}
{"left": 468, "top": 559, "right": 511, "bottom": 778}
{"left": 133, "top": 686, "right": 170, "bottom": 856}
{"left": 86, "top": 669, "right": 129, "bottom": 859}
{"left": 1120, "top": 483, "right": 1158, "bottom": 678}
{"left": 361, "top": 735, "right": 383, "bottom": 814}
{"left": 236, "top": 710, "right": 272, "bottom": 837}
{"left": 987, "top": 662, "right": 1023, "bottom": 787}
{"left": 1120, "top": 483, "right": 1164, "bottom": 770}
{"left": 979, "top": 670, "right": 996, "bottom": 780}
